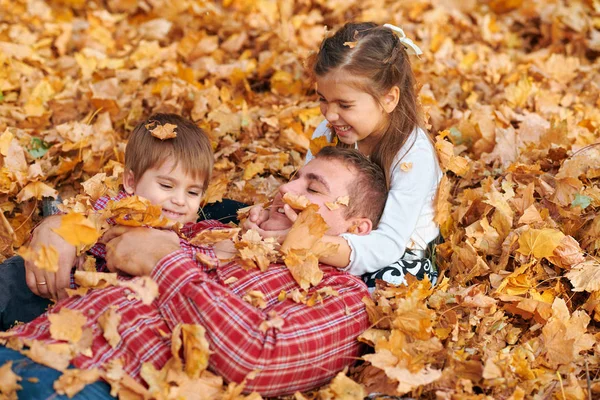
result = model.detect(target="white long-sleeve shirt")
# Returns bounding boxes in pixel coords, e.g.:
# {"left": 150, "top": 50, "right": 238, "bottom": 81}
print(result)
{"left": 305, "top": 120, "right": 442, "bottom": 275}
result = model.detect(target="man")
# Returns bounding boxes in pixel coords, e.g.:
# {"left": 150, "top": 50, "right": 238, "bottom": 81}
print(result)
{"left": 0, "top": 147, "right": 387, "bottom": 397}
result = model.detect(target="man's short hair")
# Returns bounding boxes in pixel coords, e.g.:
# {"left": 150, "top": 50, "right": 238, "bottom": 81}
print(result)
{"left": 315, "top": 146, "right": 387, "bottom": 227}
{"left": 125, "top": 113, "right": 213, "bottom": 189}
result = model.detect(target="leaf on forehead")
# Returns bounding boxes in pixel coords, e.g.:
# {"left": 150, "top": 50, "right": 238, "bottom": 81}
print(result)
{"left": 243, "top": 290, "right": 267, "bottom": 309}
{"left": 0, "top": 361, "right": 22, "bottom": 396}
{"left": 49, "top": 307, "right": 88, "bottom": 343}
{"left": 284, "top": 249, "right": 323, "bottom": 290}
{"left": 54, "top": 369, "right": 101, "bottom": 398}
{"left": 98, "top": 307, "right": 122, "bottom": 349}
{"left": 52, "top": 212, "right": 101, "bottom": 249}
{"left": 17, "top": 244, "right": 59, "bottom": 272}
{"left": 118, "top": 277, "right": 159, "bottom": 305}
{"left": 281, "top": 205, "right": 328, "bottom": 253}
{"left": 259, "top": 310, "right": 284, "bottom": 333}
{"left": 148, "top": 122, "right": 177, "bottom": 140}
{"left": 24, "top": 340, "right": 71, "bottom": 371}
{"left": 189, "top": 228, "right": 240, "bottom": 246}
{"left": 181, "top": 324, "right": 212, "bottom": 378}
{"left": 325, "top": 201, "right": 339, "bottom": 210}
{"left": 75, "top": 271, "right": 119, "bottom": 288}
{"left": 16, "top": 181, "right": 58, "bottom": 202}
{"left": 282, "top": 192, "right": 311, "bottom": 210}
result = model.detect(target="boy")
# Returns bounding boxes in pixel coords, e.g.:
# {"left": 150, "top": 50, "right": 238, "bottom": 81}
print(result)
{"left": 0, "top": 113, "right": 214, "bottom": 329}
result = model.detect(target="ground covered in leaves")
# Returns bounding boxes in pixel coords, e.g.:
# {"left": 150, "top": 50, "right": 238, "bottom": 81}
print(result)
{"left": 1, "top": 0, "right": 600, "bottom": 398}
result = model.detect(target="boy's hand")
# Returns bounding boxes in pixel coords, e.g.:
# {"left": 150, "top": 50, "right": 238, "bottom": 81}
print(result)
{"left": 102, "top": 226, "right": 180, "bottom": 276}
{"left": 244, "top": 205, "right": 270, "bottom": 229}
{"left": 243, "top": 204, "right": 298, "bottom": 244}
{"left": 25, "top": 215, "right": 77, "bottom": 300}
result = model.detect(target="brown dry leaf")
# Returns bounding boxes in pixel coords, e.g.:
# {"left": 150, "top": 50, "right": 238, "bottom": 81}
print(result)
{"left": 236, "top": 229, "right": 278, "bottom": 271}
{"left": 48, "top": 307, "right": 88, "bottom": 343}
{"left": 52, "top": 213, "right": 101, "bottom": 250}
{"left": 243, "top": 161, "right": 266, "bottom": 180}
{"left": 309, "top": 135, "right": 338, "bottom": 156}
{"left": 0, "top": 361, "right": 22, "bottom": 398}
{"left": 281, "top": 205, "right": 328, "bottom": 253}
{"left": 24, "top": 341, "right": 71, "bottom": 371}
{"left": 54, "top": 369, "right": 101, "bottom": 398}
{"left": 282, "top": 193, "right": 311, "bottom": 210}
{"left": 106, "top": 196, "right": 169, "bottom": 228}
{"left": 318, "top": 371, "right": 366, "bottom": 399}
{"left": 259, "top": 310, "right": 285, "bottom": 333}
{"left": 118, "top": 277, "right": 159, "bottom": 305}
{"left": 243, "top": 290, "right": 268, "bottom": 309}
{"left": 148, "top": 122, "right": 178, "bottom": 140}
{"left": 517, "top": 228, "right": 565, "bottom": 259}
{"left": 565, "top": 260, "right": 600, "bottom": 292}
{"left": 202, "top": 174, "right": 229, "bottom": 205}
{"left": 181, "top": 324, "right": 212, "bottom": 379}
{"left": 98, "top": 307, "right": 122, "bottom": 349}
{"left": 283, "top": 249, "right": 323, "bottom": 290}
{"left": 74, "top": 271, "right": 119, "bottom": 288}
{"left": 16, "top": 181, "right": 58, "bottom": 202}
{"left": 17, "top": 244, "right": 59, "bottom": 272}
{"left": 189, "top": 228, "right": 240, "bottom": 246}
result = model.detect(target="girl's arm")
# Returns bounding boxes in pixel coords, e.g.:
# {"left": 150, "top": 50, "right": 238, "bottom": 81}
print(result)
{"left": 325, "top": 130, "right": 442, "bottom": 273}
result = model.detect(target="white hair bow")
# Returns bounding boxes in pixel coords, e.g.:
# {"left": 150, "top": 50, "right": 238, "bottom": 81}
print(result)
{"left": 383, "top": 23, "right": 423, "bottom": 57}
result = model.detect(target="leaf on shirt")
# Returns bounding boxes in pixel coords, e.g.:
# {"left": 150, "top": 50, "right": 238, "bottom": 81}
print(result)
{"left": 243, "top": 290, "right": 267, "bottom": 309}
{"left": 0, "top": 361, "right": 22, "bottom": 397}
{"left": 281, "top": 205, "right": 328, "bottom": 253}
{"left": 54, "top": 369, "right": 101, "bottom": 398}
{"left": 400, "top": 162, "right": 413, "bottom": 172}
{"left": 98, "top": 307, "right": 122, "bottom": 349}
{"left": 105, "top": 195, "right": 170, "bottom": 228}
{"left": 48, "top": 307, "right": 88, "bottom": 344}
{"left": 196, "top": 252, "right": 219, "bottom": 269}
{"left": 17, "top": 244, "right": 59, "bottom": 272}
{"left": 259, "top": 311, "right": 285, "bottom": 332}
{"left": 318, "top": 372, "right": 366, "bottom": 399}
{"left": 23, "top": 340, "right": 71, "bottom": 371}
{"left": 147, "top": 121, "right": 178, "bottom": 140}
{"left": 74, "top": 271, "right": 119, "bottom": 288}
{"left": 223, "top": 276, "right": 238, "bottom": 285}
{"left": 282, "top": 192, "right": 312, "bottom": 211}
{"left": 181, "top": 324, "right": 212, "bottom": 378}
{"left": 118, "top": 276, "right": 159, "bottom": 305}
{"left": 52, "top": 212, "right": 102, "bottom": 250}
{"left": 189, "top": 228, "right": 240, "bottom": 246}
{"left": 283, "top": 249, "right": 323, "bottom": 290}
{"left": 236, "top": 229, "right": 279, "bottom": 271}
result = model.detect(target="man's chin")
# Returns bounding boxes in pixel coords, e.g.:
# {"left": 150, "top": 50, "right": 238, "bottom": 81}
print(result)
{"left": 260, "top": 218, "right": 292, "bottom": 232}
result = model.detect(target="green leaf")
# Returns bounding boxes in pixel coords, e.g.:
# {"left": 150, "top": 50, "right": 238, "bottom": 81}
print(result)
{"left": 29, "top": 137, "right": 51, "bottom": 159}
{"left": 0, "top": 91, "right": 4, "bottom": 102}
{"left": 571, "top": 194, "right": 591, "bottom": 209}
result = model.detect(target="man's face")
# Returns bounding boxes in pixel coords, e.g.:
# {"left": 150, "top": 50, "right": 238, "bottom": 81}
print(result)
{"left": 261, "top": 157, "right": 356, "bottom": 235}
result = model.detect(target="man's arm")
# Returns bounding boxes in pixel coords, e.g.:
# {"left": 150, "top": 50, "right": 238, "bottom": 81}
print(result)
{"left": 151, "top": 253, "right": 370, "bottom": 396}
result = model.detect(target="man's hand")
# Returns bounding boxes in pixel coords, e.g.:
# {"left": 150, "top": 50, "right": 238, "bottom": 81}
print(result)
{"left": 25, "top": 215, "right": 77, "bottom": 300}
{"left": 101, "top": 226, "right": 181, "bottom": 276}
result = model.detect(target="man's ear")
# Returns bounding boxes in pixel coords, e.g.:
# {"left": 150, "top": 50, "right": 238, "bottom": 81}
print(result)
{"left": 382, "top": 86, "right": 400, "bottom": 114}
{"left": 123, "top": 169, "right": 136, "bottom": 194}
{"left": 347, "top": 218, "right": 373, "bottom": 236}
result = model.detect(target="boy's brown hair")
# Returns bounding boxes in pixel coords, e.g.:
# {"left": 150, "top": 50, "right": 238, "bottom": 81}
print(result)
{"left": 125, "top": 113, "right": 213, "bottom": 189}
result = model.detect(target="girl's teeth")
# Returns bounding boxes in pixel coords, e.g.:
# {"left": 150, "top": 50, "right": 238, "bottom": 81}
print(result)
{"left": 336, "top": 126, "right": 350, "bottom": 132}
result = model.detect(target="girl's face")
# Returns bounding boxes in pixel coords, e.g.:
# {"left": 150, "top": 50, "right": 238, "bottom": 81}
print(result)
{"left": 316, "top": 71, "right": 392, "bottom": 150}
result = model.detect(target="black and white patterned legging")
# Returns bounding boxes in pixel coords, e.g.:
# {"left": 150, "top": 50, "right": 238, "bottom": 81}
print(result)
{"left": 361, "top": 248, "right": 438, "bottom": 290}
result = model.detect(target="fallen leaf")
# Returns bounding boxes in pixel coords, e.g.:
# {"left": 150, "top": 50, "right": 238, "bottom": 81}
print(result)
{"left": 54, "top": 369, "right": 101, "bottom": 398}
{"left": 98, "top": 307, "right": 121, "bottom": 348}
{"left": 147, "top": 122, "right": 178, "bottom": 140}
{"left": 48, "top": 307, "right": 88, "bottom": 343}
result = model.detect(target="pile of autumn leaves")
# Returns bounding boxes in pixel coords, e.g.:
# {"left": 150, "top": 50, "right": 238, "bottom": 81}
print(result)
{"left": 1, "top": 0, "right": 600, "bottom": 398}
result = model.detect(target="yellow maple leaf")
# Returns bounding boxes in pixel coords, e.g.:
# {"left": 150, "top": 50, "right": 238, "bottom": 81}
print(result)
{"left": 202, "top": 174, "right": 228, "bottom": 205}
{"left": 181, "top": 324, "right": 212, "bottom": 379}
{"left": 243, "top": 161, "right": 265, "bottom": 180}
{"left": 106, "top": 196, "right": 169, "bottom": 228}
{"left": 189, "top": 228, "right": 240, "bottom": 246}
{"left": 48, "top": 307, "right": 88, "bottom": 343}
{"left": 281, "top": 205, "right": 328, "bottom": 253}
{"left": 309, "top": 135, "right": 337, "bottom": 157}
{"left": 318, "top": 372, "right": 366, "bottom": 399}
{"left": 118, "top": 276, "right": 159, "bottom": 305}
{"left": 74, "top": 271, "right": 119, "bottom": 288}
{"left": 283, "top": 249, "right": 323, "bottom": 290}
{"left": 54, "top": 369, "right": 101, "bottom": 398}
{"left": 17, "top": 244, "right": 59, "bottom": 272}
{"left": 517, "top": 228, "right": 565, "bottom": 259}
{"left": 98, "top": 307, "right": 121, "bottom": 349}
{"left": 282, "top": 192, "right": 311, "bottom": 210}
{"left": 0, "top": 361, "right": 22, "bottom": 396}
{"left": 147, "top": 122, "right": 178, "bottom": 140}
{"left": 52, "top": 212, "right": 101, "bottom": 249}
{"left": 16, "top": 181, "right": 58, "bottom": 202}
{"left": 0, "top": 129, "right": 13, "bottom": 156}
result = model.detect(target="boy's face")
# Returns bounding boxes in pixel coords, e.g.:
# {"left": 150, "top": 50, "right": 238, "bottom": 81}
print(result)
{"left": 124, "top": 158, "right": 205, "bottom": 224}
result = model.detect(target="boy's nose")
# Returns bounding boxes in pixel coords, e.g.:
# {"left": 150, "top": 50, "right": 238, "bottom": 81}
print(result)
{"left": 172, "top": 191, "right": 185, "bottom": 205}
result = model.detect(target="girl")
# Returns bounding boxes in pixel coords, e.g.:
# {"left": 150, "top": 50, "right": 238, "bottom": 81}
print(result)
{"left": 248, "top": 22, "right": 442, "bottom": 289}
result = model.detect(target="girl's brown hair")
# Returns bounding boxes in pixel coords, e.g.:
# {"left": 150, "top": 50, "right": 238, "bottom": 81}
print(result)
{"left": 312, "top": 22, "right": 420, "bottom": 188}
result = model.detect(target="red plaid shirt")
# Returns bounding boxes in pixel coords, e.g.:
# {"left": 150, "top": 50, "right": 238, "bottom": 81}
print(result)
{"left": 9, "top": 220, "right": 370, "bottom": 396}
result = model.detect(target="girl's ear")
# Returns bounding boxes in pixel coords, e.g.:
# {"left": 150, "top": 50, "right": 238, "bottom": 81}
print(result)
{"left": 123, "top": 170, "right": 136, "bottom": 194}
{"left": 382, "top": 86, "right": 400, "bottom": 114}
